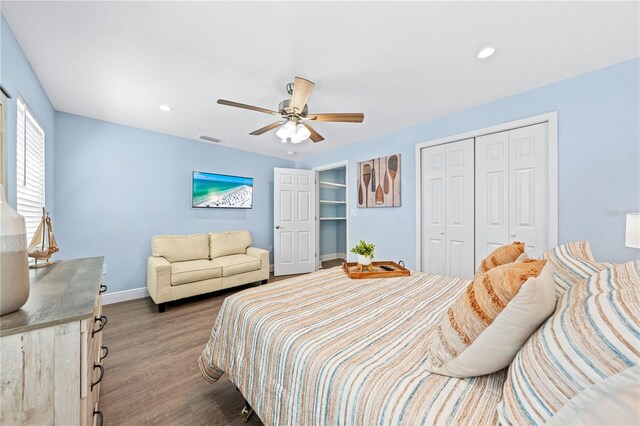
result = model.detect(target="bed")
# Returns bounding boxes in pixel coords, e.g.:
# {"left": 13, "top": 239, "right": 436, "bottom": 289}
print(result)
{"left": 198, "top": 267, "right": 506, "bottom": 425}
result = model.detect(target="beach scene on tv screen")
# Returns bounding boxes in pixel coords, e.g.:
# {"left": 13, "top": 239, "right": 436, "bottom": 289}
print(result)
{"left": 192, "top": 172, "right": 253, "bottom": 208}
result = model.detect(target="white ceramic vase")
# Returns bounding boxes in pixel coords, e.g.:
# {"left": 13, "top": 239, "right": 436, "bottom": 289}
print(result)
{"left": 0, "top": 184, "right": 30, "bottom": 315}
{"left": 357, "top": 254, "right": 372, "bottom": 266}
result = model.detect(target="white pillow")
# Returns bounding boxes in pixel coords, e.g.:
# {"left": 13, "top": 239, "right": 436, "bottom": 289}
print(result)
{"left": 549, "top": 366, "right": 640, "bottom": 426}
{"left": 425, "top": 261, "right": 557, "bottom": 378}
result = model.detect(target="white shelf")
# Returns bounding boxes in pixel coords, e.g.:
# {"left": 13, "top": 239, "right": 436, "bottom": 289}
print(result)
{"left": 319, "top": 181, "right": 346, "bottom": 189}
{"left": 320, "top": 217, "right": 347, "bottom": 221}
{"left": 320, "top": 200, "right": 347, "bottom": 204}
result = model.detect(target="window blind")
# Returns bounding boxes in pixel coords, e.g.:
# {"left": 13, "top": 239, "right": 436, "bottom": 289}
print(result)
{"left": 16, "top": 96, "right": 45, "bottom": 244}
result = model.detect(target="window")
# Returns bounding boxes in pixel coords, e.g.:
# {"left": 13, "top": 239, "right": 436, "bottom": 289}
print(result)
{"left": 16, "top": 96, "right": 45, "bottom": 243}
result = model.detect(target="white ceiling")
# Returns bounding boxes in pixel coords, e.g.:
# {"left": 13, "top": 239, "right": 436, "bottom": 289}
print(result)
{"left": 2, "top": 1, "right": 638, "bottom": 160}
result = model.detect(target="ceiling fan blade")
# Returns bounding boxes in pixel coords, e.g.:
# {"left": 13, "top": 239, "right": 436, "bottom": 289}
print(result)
{"left": 306, "top": 113, "right": 364, "bottom": 123}
{"left": 289, "top": 77, "right": 315, "bottom": 114}
{"left": 303, "top": 123, "right": 324, "bottom": 143}
{"left": 217, "top": 99, "right": 280, "bottom": 116}
{"left": 250, "top": 121, "right": 285, "bottom": 135}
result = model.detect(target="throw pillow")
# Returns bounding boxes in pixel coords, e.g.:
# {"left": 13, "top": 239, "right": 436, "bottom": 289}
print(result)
{"left": 425, "top": 259, "right": 556, "bottom": 378}
{"left": 544, "top": 240, "right": 611, "bottom": 293}
{"left": 475, "top": 242, "right": 525, "bottom": 277}
{"left": 497, "top": 260, "right": 640, "bottom": 425}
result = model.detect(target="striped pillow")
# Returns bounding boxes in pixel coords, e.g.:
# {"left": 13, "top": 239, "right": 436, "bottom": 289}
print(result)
{"left": 498, "top": 260, "right": 640, "bottom": 425}
{"left": 544, "top": 241, "right": 610, "bottom": 293}
{"left": 425, "top": 259, "right": 556, "bottom": 378}
{"left": 475, "top": 242, "right": 525, "bottom": 277}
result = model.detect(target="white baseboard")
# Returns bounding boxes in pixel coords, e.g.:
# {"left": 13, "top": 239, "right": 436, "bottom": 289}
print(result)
{"left": 320, "top": 253, "right": 347, "bottom": 262}
{"left": 270, "top": 264, "right": 274, "bottom": 272}
{"left": 103, "top": 287, "right": 149, "bottom": 305}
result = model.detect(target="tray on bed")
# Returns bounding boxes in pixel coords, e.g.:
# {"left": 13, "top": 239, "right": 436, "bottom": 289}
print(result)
{"left": 341, "top": 261, "right": 410, "bottom": 279}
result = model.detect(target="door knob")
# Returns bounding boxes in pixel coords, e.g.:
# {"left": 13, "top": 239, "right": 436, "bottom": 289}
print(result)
{"left": 440, "top": 231, "right": 445, "bottom": 235}
{"left": 510, "top": 233, "right": 517, "bottom": 237}
{"left": 276, "top": 225, "right": 282, "bottom": 229}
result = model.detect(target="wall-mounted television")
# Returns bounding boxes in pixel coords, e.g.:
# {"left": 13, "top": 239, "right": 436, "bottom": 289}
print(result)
{"left": 192, "top": 171, "right": 253, "bottom": 209}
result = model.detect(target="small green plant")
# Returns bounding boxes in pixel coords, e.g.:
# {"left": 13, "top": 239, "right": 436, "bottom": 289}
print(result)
{"left": 350, "top": 240, "right": 375, "bottom": 259}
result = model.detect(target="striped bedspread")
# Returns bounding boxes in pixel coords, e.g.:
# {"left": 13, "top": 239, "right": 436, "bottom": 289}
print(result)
{"left": 198, "top": 267, "right": 506, "bottom": 425}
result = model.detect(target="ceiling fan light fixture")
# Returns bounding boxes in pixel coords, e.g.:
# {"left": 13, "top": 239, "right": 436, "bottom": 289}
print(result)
{"left": 276, "top": 120, "right": 296, "bottom": 140}
{"left": 290, "top": 133, "right": 304, "bottom": 144}
{"left": 296, "top": 123, "right": 311, "bottom": 140}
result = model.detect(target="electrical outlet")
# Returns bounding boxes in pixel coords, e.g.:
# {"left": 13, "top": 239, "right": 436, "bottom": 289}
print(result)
{"left": 268, "top": 245, "right": 273, "bottom": 254}
{"left": 102, "top": 264, "right": 107, "bottom": 275}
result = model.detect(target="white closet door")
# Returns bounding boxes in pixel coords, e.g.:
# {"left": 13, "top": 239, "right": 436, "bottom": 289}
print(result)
{"left": 508, "top": 123, "right": 548, "bottom": 257}
{"left": 445, "top": 139, "right": 475, "bottom": 279}
{"left": 475, "top": 131, "right": 509, "bottom": 268}
{"left": 421, "top": 145, "right": 446, "bottom": 275}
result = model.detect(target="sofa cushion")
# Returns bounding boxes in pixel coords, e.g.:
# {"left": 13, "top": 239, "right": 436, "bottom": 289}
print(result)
{"left": 210, "top": 230, "right": 252, "bottom": 259}
{"left": 152, "top": 233, "right": 210, "bottom": 263}
{"left": 211, "top": 254, "right": 261, "bottom": 277}
{"left": 171, "top": 260, "right": 222, "bottom": 286}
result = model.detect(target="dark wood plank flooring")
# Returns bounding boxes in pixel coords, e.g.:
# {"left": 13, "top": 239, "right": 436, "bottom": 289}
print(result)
{"left": 100, "top": 259, "right": 344, "bottom": 425}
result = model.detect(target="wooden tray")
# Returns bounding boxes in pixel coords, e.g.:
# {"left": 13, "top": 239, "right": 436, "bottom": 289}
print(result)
{"left": 342, "top": 261, "right": 410, "bottom": 279}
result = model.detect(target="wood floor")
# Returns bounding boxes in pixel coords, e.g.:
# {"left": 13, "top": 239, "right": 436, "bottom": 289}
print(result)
{"left": 100, "top": 259, "right": 344, "bottom": 425}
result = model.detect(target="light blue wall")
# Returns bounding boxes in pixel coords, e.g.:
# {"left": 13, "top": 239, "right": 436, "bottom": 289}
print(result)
{"left": 54, "top": 112, "right": 294, "bottom": 292}
{"left": 298, "top": 58, "right": 640, "bottom": 266}
{"left": 0, "top": 13, "right": 56, "bottom": 209}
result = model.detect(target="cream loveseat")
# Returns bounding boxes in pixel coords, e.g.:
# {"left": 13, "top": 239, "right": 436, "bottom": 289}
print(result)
{"left": 147, "top": 230, "right": 269, "bottom": 312}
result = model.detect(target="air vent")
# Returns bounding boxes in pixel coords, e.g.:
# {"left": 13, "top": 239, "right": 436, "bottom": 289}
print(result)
{"left": 199, "top": 135, "right": 223, "bottom": 144}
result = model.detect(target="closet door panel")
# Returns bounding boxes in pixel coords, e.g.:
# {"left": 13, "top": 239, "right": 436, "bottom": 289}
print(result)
{"left": 445, "top": 139, "right": 475, "bottom": 279}
{"left": 475, "top": 131, "right": 509, "bottom": 268}
{"left": 421, "top": 145, "right": 446, "bottom": 274}
{"left": 508, "top": 123, "right": 548, "bottom": 257}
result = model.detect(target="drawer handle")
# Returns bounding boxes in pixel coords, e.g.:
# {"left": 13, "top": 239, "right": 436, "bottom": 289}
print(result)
{"left": 99, "top": 284, "right": 108, "bottom": 294}
{"left": 100, "top": 345, "right": 109, "bottom": 361}
{"left": 92, "top": 315, "right": 108, "bottom": 337}
{"left": 93, "top": 409, "right": 104, "bottom": 426}
{"left": 91, "top": 363, "right": 104, "bottom": 391}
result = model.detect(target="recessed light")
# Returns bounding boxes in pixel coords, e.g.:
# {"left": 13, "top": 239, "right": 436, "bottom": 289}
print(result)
{"left": 159, "top": 104, "right": 173, "bottom": 111}
{"left": 477, "top": 46, "right": 495, "bottom": 59}
{"left": 287, "top": 151, "right": 295, "bottom": 155}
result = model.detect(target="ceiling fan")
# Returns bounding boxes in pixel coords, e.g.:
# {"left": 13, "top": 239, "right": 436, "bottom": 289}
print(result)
{"left": 217, "top": 77, "right": 364, "bottom": 144}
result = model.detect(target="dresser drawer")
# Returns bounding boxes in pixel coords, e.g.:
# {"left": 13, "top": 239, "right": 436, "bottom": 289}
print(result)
{"left": 80, "top": 290, "right": 106, "bottom": 425}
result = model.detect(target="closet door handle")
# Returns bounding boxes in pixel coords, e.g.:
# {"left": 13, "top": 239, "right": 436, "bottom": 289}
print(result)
{"left": 93, "top": 409, "right": 104, "bottom": 426}
{"left": 276, "top": 225, "right": 282, "bottom": 229}
{"left": 91, "top": 363, "right": 104, "bottom": 391}
{"left": 439, "top": 231, "right": 445, "bottom": 235}
{"left": 92, "top": 315, "right": 108, "bottom": 337}
{"left": 510, "top": 233, "right": 517, "bottom": 238}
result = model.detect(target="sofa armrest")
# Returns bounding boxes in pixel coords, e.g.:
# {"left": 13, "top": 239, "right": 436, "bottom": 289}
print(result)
{"left": 147, "top": 256, "right": 172, "bottom": 304}
{"left": 246, "top": 247, "right": 270, "bottom": 278}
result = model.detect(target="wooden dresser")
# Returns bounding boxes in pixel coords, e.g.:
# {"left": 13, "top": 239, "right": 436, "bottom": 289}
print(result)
{"left": 0, "top": 257, "right": 108, "bottom": 425}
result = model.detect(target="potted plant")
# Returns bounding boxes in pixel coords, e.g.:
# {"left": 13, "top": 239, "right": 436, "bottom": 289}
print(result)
{"left": 351, "top": 240, "right": 375, "bottom": 269}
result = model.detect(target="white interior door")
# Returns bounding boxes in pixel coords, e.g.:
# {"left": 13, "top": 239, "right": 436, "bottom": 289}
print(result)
{"left": 445, "top": 139, "right": 475, "bottom": 279}
{"left": 274, "top": 168, "right": 316, "bottom": 276}
{"left": 508, "top": 123, "right": 548, "bottom": 257}
{"left": 421, "top": 145, "right": 446, "bottom": 275}
{"left": 475, "top": 131, "right": 510, "bottom": 268}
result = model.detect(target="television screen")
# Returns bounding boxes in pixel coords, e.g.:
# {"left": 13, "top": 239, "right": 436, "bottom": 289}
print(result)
{"left": 192, "top": 171, "right": 253, "bottom": 209}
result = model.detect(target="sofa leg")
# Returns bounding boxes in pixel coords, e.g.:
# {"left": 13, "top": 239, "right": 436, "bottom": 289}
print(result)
{"left": 158, "top": 303, "right": 166, "bottom": 313}
{"left": 261, "top": 279, "right": 268, "bottom": 285}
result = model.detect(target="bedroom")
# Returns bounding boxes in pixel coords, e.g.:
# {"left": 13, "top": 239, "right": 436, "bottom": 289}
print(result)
{"left": 0, "top": 1, "right": 638, "bottom": 425}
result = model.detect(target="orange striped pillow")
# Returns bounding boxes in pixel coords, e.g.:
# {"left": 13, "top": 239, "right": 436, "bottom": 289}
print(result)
{"left": 425, "top": 259, "right": 556, "bottom": 378}
{"left": 476, "top": 242, "right": 525, "bottom": 277}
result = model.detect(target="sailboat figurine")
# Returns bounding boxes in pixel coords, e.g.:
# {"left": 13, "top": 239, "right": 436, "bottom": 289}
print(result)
{"left": 28, "top": 207, "right": 59, "bottom": 268}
